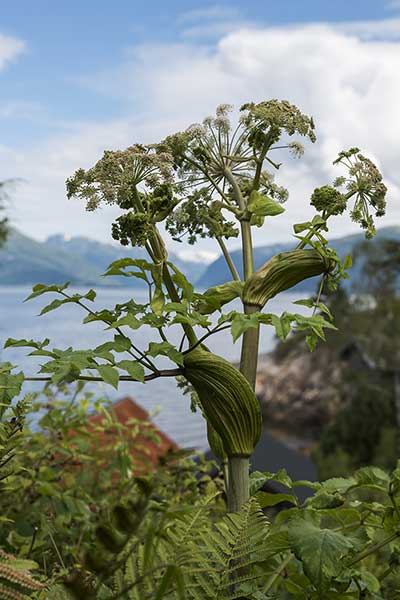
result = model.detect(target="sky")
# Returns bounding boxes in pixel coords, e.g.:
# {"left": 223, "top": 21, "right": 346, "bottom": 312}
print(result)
{"left": 1, "top": 0, "right": 400, "bottom": 262}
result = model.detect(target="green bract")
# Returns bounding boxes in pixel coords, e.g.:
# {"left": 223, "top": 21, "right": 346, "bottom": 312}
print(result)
{"left": 207, "top": 422, "right": 227, "bottom": 463}
{"left": 183, "top": 348, "right": 261, "bottom": 457}
{"left": 243, "top": 249, "right": 335, "bottom": 308}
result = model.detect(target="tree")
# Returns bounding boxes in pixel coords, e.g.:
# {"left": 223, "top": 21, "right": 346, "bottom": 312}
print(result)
{"left": 0, "top": 180, "right": 10, "bottom": 246}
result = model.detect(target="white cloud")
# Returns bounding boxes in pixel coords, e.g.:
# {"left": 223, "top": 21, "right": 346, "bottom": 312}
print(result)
{"left": 176, "top": 249, "right": 219, "bottom": 263}
{"left": 2, "top": 18, "right": 400, "bottom": 259}
{"left": 0, "top": 33, "right": 25, "bottom": 71}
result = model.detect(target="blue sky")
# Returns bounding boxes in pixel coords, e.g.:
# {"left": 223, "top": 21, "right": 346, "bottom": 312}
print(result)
{"left": 0, "top": 1, "right": 395, "bottom": 145}
{"left": 1, "top": 1, "right": 400, "bottom": 260}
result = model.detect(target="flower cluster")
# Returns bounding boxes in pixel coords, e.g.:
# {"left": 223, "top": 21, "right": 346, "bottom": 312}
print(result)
{"left": 334, "top": 148, "right": 387, "bottom": 238}
{"left": 240, "top": 99, "right": 316, "bottom": 151}
{"left": 66, "top": 145, "right": 174, "bottom": 211}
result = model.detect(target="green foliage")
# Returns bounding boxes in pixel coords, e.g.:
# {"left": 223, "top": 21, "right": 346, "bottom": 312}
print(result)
{"left": 2, "top": 383, "right": 400, "bottom": 598}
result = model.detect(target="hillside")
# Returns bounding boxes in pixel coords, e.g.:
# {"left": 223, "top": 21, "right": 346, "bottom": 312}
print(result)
{"left": 197, "top": 226, "right": 400, "bottom": 289}
{"left": 0, "top": 229, "right": 206, "bottom": 286}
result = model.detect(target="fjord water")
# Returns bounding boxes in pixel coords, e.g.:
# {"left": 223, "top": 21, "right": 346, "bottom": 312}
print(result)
{"left": 0, "top": 286, "right": 306, "bottom": 449}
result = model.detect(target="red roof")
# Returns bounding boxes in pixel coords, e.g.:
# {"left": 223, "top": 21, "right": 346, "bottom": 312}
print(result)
{"left": 87, "top": 397, "right": 178, "bottom": 473}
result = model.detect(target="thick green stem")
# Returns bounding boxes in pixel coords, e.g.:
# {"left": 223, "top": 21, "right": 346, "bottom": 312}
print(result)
{"left": 240, "top": 220, "right": 254, "bottom": 281}
{"left": 239, "top": 218, "right": 260, "bottom": 390}
{"left": 239, "top": 304, "right": 261, "bottom": 390}
{"left": 227, "top": 210, "right": 258, "bottom": 511}
{"left": 227, "top": 456, "right": 249, "bottom": 512}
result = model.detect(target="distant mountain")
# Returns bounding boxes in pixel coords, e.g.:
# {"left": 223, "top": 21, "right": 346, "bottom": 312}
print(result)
{"left": 197, "top": 226, "right": 400, "bottom": 289}
{"left": 0, "top": 229, "right": 207, "bottom": 286}
{"left": 2, "top": 226, "right": 399, "bottom": 289}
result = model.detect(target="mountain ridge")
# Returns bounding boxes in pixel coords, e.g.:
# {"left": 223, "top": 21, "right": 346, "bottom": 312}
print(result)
{"left": 198, "top": 226, "right": 400, "bottom": 288}
{"left": 1, "top": 225, "right": 399, "bottom": 289}
{"left": 0, "top": 229, "right": 206, "bottom": 286}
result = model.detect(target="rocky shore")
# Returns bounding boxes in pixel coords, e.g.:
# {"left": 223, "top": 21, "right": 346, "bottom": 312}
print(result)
{"left": 255, "top": 348, "right": 345, "bottom": 455}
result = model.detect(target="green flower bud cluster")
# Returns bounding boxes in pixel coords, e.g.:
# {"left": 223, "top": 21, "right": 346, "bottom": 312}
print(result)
{"left": 310, "top": 185, "right": 347, "bottom": 216}
{"left": 166, "top": 188, "right": 238, "bottom": 244}
{"left": 183, "top": 348, "right": 261, "bottom": 457}
{"left": 111, "top": 212, "right": 152, "bottom": 247}
{"left": 158, "top": 131, "right": 193, "bottom": 170}
{"left": 240, "top": 99, "right": 316, "bottom": 151}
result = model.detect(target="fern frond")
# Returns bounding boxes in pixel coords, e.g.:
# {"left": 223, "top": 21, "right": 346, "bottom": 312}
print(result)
{"left": 0, "top": 549, "right": 44, "bottom": 599}
{"left": 0, "top": 583, "right": 27, "bottom": 600}
{"left": 178, "top": 497, "right": 272, "bottom": 599}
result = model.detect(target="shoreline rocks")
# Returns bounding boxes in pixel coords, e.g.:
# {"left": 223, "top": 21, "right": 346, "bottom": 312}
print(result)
{"left": 256, "top": 349, "right": 344, "bottom": 454}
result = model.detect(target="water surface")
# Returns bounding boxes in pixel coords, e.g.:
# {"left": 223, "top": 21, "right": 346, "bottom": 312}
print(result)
{"left": 0, "top": 286, "right": 307, "bottom": 449}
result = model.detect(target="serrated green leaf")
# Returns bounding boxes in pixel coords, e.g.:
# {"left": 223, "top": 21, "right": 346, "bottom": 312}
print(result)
{"left": 293, "top": 221, "right": 312, "bottom": 233}
{"left": 168, "top": 262, "right": 194, "bottom": 302}
{"left": 293, "top": 298, "right": 315, "bottom": 308}
{"left": 271, "top": 313, "right": 293, "bottom": 341}
{"left": 109, "top": 314, "right": 142, "bottom": 330}
{"left": 306, "top": 334, "right": 318, "bottom": 352}
{"left": 196, "top": 281, "right": 244, "bottom": 315}
{"left": 256, "top": 491, "right": 297, "bottom": 507}
{"left": 113, "top": 334, "right": 131, "bottom": 352}
{"left": 288, "top": 513, "right": 354, "bottom": 594}
{"left": 117, "top": 360, "right": 145, "bottom": 382}
{"left": 24, "top": 282, "right": 70, "bottom": 301}
{"left": 96, "top": 365, "right": 119, "bottom": 389}
{"left": 151, "top": 287, "right": 165, "bottom": 315}
{"left": 248, "top": 190, "right": 285, "bottom": 217}
{"left": 343, "top": 254, "right": 353, "bottom": 269}
{"left": 311, "top": 215, "right": 327, "bottom": 226}
{"left": 83, "top": 309, "right": 115, "bottom": 325}
{"left": 0, "top": 370, "right": 24, "bottom": 408}
{"left": 4, "top": 337, "right": 50, "bottom": 349}
{"left": 147, "top": 342, "right": 184, "bottom": 366}
{"left": 231, "top": 313, "right": 259, "bottom": 342}
{"left": 84, "top": 289, "right": 96, "bottom": 301}
{"left": 40, "top": 298, "right": 67, "bottom": 315}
